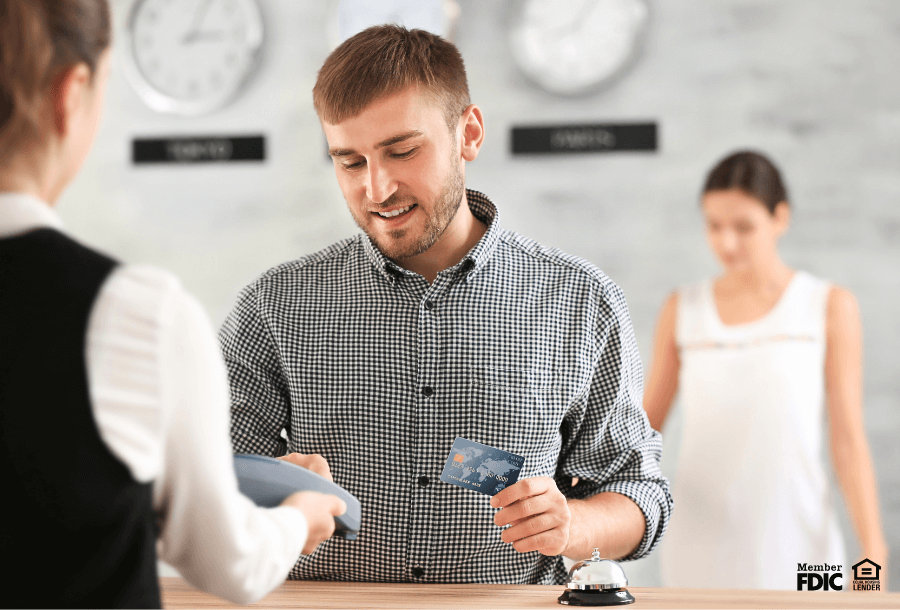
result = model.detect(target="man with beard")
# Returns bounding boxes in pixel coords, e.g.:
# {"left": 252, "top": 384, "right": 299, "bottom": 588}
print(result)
{"left": 220, "top": 25, "right": 672, "bottom": 584}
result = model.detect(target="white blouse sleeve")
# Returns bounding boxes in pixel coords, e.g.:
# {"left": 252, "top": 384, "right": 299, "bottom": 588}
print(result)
{"left": 86, "top": 265, "right": 307, "bottom": 604}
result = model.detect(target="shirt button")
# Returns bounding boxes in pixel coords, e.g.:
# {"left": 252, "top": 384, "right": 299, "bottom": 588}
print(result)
{"left": 424, "top": 300, "right": 435, "bottom": 311}
{"left": 411, "top": 567, "right": 425, "bottom": 578}
{"left": 417, "top": 476, "right": 430, "bottom": 487}
{"left": 422, "top": 386, "right": 434, "bottom": 398}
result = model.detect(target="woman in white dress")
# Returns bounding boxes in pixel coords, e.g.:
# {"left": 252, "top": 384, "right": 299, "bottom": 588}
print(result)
{"left": 644, "top": 150, "right": 888, "bottom": 589}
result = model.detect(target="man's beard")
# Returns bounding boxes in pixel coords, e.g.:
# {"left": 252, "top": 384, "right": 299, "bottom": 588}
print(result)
{"left": 355, "top": 160, "right": 465, "bottom": 261}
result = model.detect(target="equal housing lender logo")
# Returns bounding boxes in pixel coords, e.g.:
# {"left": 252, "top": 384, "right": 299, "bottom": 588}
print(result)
{"left": 796, "top": 559, "right": 882, "bottom": 591}
{"left": 852, "top": 559, "right": 882, "bottom": 591}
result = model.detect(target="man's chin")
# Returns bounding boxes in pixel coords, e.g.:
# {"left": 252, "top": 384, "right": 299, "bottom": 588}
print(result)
{"left": 369, "top": 231, "right": 434, "bottom": 261}
{"left": 377, "top": 242, "right": 423, "bottom": 261}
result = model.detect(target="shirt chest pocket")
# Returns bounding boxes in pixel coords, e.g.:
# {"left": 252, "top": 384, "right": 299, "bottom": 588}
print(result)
{"left": 465, "top": 366, "right": 566, "bottom": 475}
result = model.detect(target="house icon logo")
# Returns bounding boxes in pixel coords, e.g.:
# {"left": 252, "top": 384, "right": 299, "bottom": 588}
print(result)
{"left": 851, "top": 559, "right": 881, "bottom": 591}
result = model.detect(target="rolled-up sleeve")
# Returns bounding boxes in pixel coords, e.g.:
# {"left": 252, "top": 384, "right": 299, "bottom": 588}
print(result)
{"left": 557, "top": 281, "right": 673, "bottom": 560}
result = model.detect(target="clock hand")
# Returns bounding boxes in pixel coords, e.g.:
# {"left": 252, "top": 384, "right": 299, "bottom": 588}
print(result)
{"left": 183, "top": 0, "right": 215, "bottom": 44}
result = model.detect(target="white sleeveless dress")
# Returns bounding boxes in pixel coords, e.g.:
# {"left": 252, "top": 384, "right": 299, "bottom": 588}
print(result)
{"left": 659, "top": 271, "right": 846, "bottom": 590}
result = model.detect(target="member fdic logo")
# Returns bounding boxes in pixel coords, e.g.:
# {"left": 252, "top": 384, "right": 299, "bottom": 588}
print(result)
{"left": 851, "top": 559, "right": 882, "bottom": 591}
{"left": 796, "top": 563, "right": 842, "bottom": 591}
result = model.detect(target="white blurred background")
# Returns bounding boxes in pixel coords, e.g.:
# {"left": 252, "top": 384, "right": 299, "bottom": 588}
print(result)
{"left": 60, "top": 0, "right": 899, "bottom": 589}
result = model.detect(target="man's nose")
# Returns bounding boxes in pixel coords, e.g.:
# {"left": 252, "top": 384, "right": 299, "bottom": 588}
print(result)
{"left": 365, "top": 161, "right": 397, "bottom": 204}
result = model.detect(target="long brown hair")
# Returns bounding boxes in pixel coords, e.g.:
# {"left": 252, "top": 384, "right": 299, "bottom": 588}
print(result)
{"left": 313, "top": 25, "right": 470, "bottom": 132}
{"left": 0, "top": 0, "right": 111, "bottom": 156}
{"left": 703, "top": 150, "right": 789, "bottom": 215}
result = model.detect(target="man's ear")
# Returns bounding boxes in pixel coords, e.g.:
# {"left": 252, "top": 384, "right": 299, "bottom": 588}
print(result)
{"left": 51, "top": 63, "right": 92, "bottom": 138}
{"left": 459, "top": 104, "right": 484, "bottom": 162}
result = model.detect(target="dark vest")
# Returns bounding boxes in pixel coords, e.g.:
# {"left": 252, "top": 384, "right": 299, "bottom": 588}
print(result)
{"left": 0, "top": 228, "right": 161, "bottom": 608}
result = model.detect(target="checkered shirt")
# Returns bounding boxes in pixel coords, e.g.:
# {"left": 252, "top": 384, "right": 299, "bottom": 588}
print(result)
{"left": 220, "top": 190, "right": 672, "bottom": 584}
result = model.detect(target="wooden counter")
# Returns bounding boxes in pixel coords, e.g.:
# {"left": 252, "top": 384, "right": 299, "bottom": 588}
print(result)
{"left": 160, "top": 577, "right": 898, "bottom": 609}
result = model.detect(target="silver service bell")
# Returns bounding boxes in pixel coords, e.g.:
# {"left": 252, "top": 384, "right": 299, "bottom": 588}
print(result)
{"left": 558, "top": 548, "right": 635, "bottom": 606}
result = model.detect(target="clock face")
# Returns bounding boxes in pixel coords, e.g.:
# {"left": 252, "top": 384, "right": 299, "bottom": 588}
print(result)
{"left": 507, "top": 0, "right": 649, "bottom": 96}
{"left": 123, "top": 0, "right": 265, "bottom": 116}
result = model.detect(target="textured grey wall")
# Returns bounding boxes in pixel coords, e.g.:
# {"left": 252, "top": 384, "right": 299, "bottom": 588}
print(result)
{"left": 60, "top": 0, "right": 898, "bottom": 589}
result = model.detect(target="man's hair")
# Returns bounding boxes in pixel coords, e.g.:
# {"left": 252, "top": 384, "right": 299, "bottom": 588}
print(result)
{"left": 703, "top": 150, "right": 788, "bottom": 215}
{"left": 0, "top": 0, "right": 111, "bottom": 157}
{"left": 313, "top": 25, "right": 470, "bottom": 131}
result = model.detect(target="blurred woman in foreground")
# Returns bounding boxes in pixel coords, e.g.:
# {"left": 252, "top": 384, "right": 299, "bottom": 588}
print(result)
{"left": 0, "top": 1, "right": 343, "bottom": 606}
{"left": 644, "top": 150, "right": 888, "bottom": 589}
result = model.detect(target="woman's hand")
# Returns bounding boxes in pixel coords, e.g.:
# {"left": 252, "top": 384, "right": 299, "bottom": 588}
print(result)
{"left": 280, "top": 491, "right": 346, "bottom": 554}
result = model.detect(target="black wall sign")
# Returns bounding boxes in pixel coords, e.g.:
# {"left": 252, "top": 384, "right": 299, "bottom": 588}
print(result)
{"left": 511, "top": 122, "right": 657, "bottom": 155}
{"left": 132, "top": 135, "right": 265, "bottom": 164}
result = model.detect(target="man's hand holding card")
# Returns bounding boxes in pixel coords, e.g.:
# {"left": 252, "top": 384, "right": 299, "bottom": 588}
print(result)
{"left": 440, "top": 437, "right": 574, "bottom": 558}
{"left": 491, "top": 477, "right": 572, "bottom": 557}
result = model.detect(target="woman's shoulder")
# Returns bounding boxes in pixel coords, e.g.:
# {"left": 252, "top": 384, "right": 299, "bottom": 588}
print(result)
{"left": 790, "top": 270, "right": 843, "bottom": 308}
{"left": 782, "top": 271, "right": 860, "bottom": 334}
{"left": 793, "top": 269, "right": 831, "bottom": 289}
{"left": 795, "top": 271, "right": 857, "bottom": 305}
{"left": 825, "top": 284, "right": 860, "bottom": 326}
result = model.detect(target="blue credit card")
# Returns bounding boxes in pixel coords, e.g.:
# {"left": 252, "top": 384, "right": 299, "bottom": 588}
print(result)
{"left": 439, "top": 437, "right": 524, "bottom": 496}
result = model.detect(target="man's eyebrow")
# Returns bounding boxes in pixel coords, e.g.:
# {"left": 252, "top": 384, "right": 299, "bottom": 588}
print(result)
{"left": 375, "top": 130, "right": 423, "bottom": 149}
{"left": 328, "top": 130, "right": 424, "bottom": 158}
{"left": 328, "top": 147, "right": 355, "bottom": 157}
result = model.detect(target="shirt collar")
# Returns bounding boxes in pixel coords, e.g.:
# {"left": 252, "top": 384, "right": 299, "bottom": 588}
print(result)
{"left": 361, "top": 188, "right": 502, "bottom": 284}
{"left": 0, "top": 192, "right": 64, "bottom": 238}
{"left": 361, "top": 231, "right": 408, "bottom": 285}
{"left": 459, "top": 189, "right": 501, "bottom": 281}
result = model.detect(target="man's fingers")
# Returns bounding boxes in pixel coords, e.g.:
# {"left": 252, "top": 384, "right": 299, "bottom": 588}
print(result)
{"left": 277, "top": 452, "right": 334, "bottom": 481}
{"left": 500, "top": 510, "right": 571, "bottom": 556}
{"left": 493, "top": 494, "right": 553, "bottom": 527}
{"left": 493, "top": 477, "right": 571, "bottom": 557}
{"left": 490, "top": 477, "right": 550, "bottom": 508}
{"left": 501, "top": 512, "right": 560, "bottom": 543}
{"left": 509, "top": 529, "right": 567, "bottom": 556}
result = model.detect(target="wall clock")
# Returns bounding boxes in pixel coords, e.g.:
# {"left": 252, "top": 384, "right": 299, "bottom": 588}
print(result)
{"left": 507, "top": 0, "right": 649, "bottom": 96}
{"left": 123, "top": 0, "right": 265, "bottom": 116}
